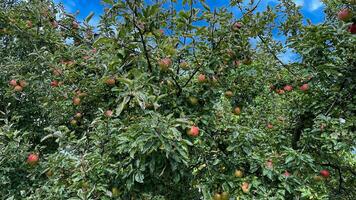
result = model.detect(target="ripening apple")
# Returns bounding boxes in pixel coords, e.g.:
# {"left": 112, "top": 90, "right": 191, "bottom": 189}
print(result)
{"left": 233, "top": 60, "right": 241, "bottom": 67}
{"left": 197, "top": 74, "right": 206, "bottom": 83}
{"left": 284, "top": 85, "right": 293, "bottom": 91}
{"left": 19, "top": 80, "right": 27, "bottom": 88}
{"left": 72, "top": 21, "right": 79, "bottom": 29}
{"left": 234, "top": 169, "right": 243, "bottom": 178}
{"left": 348, "top": 23, "right": 356, "bottom": 34}
{"left": 338, "top": 8, "right": 352, "bottom": 22}
{"left": 179, "top": 61, "right": 189, "bottom": 70}
{"left": 266, "top": 159, "right": 273, "bottom": 169}
{"left": 27, "top": 153, "right": 39, "bottom": 166}
{"left": 75, "top": 112, "right": 82, "bottom": 119}
{"left": 105, "top": 110, "right": 113, "bottom": 117}
{"left": 187, "top": 125, "right": 199, "bottom": 137}
{"left": 112, "top": 187, "right": 120, "bottom": 197}
{"left": 9, "top": 79, "right": 17, "bottom": 86}
{"left": 320, "top": 169, "right": 330, "bottom": 178}
{"left": 188, "top": 96, "right": 199, "bottom": 105}
{"left": 221, "top": 192, "right": 229, "bottom": 200}
{"left": 158, "top": 58, "right": 172, "bottom": 71}
{"left": 14, "top": 85, "right": 23, "bottom": 92}
{"left": 234, "top": 106, "right": 241, "bottom": 115}
{"left": 347, "top": 0, "right": 356, "bottom": 5}
{"left": 105, "top": 78, "right": 116, "bottom": 86}
{"left": 277, "top": 89, "right": 285, "bottom": 94}
{"left": 267, "top": 123, "right": 273, "bottom": 129}
{"left": 283, "top": 170, "right": 291, "bottom": 177}
{"left": 300, "top": 83, "right": 309, "bottom": 91}
{"left": 53, "top": 68, "right": 62, "bottom": 76}
{"left": 225, "top": 90, "right": 233, "bottom": 97}
{"left": 73, "top": 97, "right": 81, "bottom": 105}
{"left": 50, "top": 80, "right": 59, "bottom": 87}
{"left": 241, "top": 182, "right": 249, "bottom": 193}
{"left": 70, "top": 119, "right": 77, "bottom": 126}
{"left": 51, "top": 20, "right": 58, "bottom": 28}
{"left": 26, "top": 20, "right": 33, "bottom": 28}
{"left": 232, "top": 22, "right": 242, "bottom": 31}
{"left": 213, "top": 193, "right": 222, "bottom": 200}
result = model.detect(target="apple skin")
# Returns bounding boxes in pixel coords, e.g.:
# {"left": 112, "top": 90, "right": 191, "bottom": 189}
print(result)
{"left": 187, "top": 126, "right": 199, "bottom": 137}
{"left": 50, "top": 80, "right": 59, "bottom": 87}
{"left": 320, "top": 169, "right": 330, "bottom": 178}
{"left": 179, "top": 61, "right": 189, "bottom": 70}
{"left": 225, "top": 90, "right": 233, "bottom": 97}
{"left": 73, "top": 97, "right": 81, "bottom": 105}
{"left": 241, "top": 182, "right": 249, "bottom": 193}
{"left": 112, "top": 187, "right": 120, "bottom": 197}
{"left": 300, "top": 83, "right": 309, "bottom": 91}
{"left": 338, "top": 8, "right": 352, "bottom": 22}
{"left": 234, "top": 169, "right": 243, "bottom": 178}
{"left": 197, "top": 74, "right": 206, "bottom": 83}
{"left": 284, "top": 85, "right": 293, "bottom": 91}
{"left": 70, "top": 119, "right": 77, "bottom": 126}
{"left": 14, "top": 85, "right": 23, "bottom": 92}
{"left": 105, "top": 110, "right": 113, "bottom": 117}
{"left": 348, "top": 23, "right": 356, "bottom": 34}
{"left": 158, "top": 58, "right": 172, "bottom": 71}
{"left": 213, "top": 193, "right": 222, "bottom": 200}
{"left": 221, "top": 192, "right": 229, "bottom": 200}
{"left": 26, "top": 20, "right": 33, "bottom": 28}
{"left": 9, "top": 79, "right": 17, "bottom": 86}
{"left": 234, "top": 106, "right": 241, "bottom": 115}
{"left": 267, "top": 123, "right": 273, "bottom": 129}
{"left": 283, "top": 170, "right": 291, "bottom": 177}
{"left": 75, "top": 112, "right": 82, "bottom": 119}
{"left": 72, "top": 21, "right": 79, "bottom": 29}
{"left": 188, "top": 96, "right": 199, "bottom": 105}
{"left": 232, "top": 22, "right": 242, "bottom": 31}
{"left": 27, "top": 153, "right": 39, "bottom": 166}
{"left": 105, "top": 78, "right": 116, "bottom": 86}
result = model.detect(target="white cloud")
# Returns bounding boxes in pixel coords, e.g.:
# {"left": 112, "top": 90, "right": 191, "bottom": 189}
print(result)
{"left": 309, "top": 0, "right": 323, "bottom": 11}
{"left": 293, "top": 0, "right": 304, "bottom": 6}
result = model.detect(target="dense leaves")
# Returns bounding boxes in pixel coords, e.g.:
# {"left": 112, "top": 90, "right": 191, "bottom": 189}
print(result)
{"left": 0, "top": 0, "right": 355, "bottom": 199}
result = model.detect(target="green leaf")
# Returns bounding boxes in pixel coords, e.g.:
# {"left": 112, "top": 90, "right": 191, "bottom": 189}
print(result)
{"left": 85, "top": 12, "right": 95, "bottom": 23}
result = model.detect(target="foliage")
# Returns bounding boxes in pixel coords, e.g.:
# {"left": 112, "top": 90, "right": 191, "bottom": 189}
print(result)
{"left": 0, "top": 0, "right": 355, "bottom": 199}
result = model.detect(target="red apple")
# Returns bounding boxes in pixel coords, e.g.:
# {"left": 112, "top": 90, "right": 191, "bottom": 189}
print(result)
{"left": 75, "top": 112, "right": 82, "bottom": 119}
{"left": 300, "top": 83, "right": 309, "bottom": 91}
{"left": 284, "top": 85, "right": 293, "bottom": 91}
{"left": 234, "top": 107, "right": 241, "bottom": 115}
{"left": 348, "top": 23, "right": 356, "bottom": 34}
{"left": 232, "top": 22, "right": 242, "bottom": 31}
{"left": 267, "top": 123, "right": 273, "bottom": 129}
{"left": 14, "top": 85, "right": 23, "bottom": 92}
{"left": 27, "top": 153, "right": 39, "bottom": 166}
{"left": 197, "top": 74, "right": 206, "bottom": 83}
{"left": 187, "top": 125, "right": 199, "bottom": 137}
{"left": 105, "top": 78, "right": 116, "bottom": 86}
{"left": 338, "top": 8, "right": 352, "bottom": 22}
{"left": 50, "top": 80, "right": 59, "bottom": 87}
{"left": 26, "top": 20, "right": 33, "bottom": 28}
{"left": 19, "top": 80, "right": 27, "bottom": 88}
{"left": 320, "top": 169, "right": 330, "bottom": 178}
{"left": 51, "top": 20, "right": 58, "bottom": 28}
{"left": 283, "top": 170, "right": 291, "bottom": 177}
{"left": 277, "top": 89, "right": 285, "bottom": 94}
{"left": 73, "top": 97, "right": 81, "bottom": 105}
{"left": 9, "top": 79, "right": 17, "bottom": 86}
{"left": 266, "top": 159, "right": 273, "bottom": 169}
{"left": 72, "top": 21, "right": 79, "bottom": 29}
{"left": 158, "top": 58, "right": 172, "bottom": 71}
{"left": 105, "top": 110, "right": 113, "bottom": 117}
{"left": 241, "top": 182, "right": 249, "bottom": 193}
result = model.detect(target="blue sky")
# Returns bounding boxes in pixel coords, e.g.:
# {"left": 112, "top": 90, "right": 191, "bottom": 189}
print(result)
{"left": 54, "top": 0, "right": 326, "bottom": 62}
